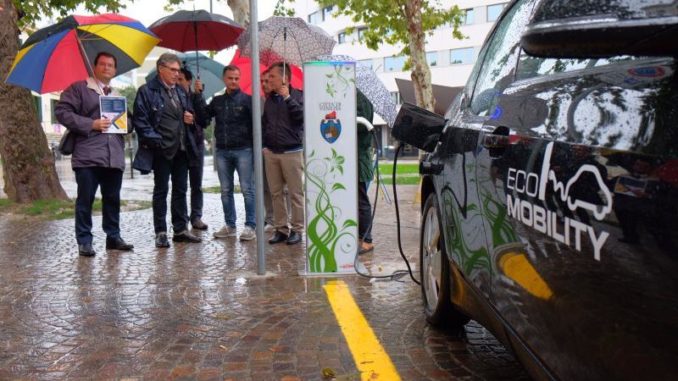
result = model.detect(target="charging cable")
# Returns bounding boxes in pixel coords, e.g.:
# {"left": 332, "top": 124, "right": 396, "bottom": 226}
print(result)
{"left": 352, "top": 124, "right": 419, "bottom": 283}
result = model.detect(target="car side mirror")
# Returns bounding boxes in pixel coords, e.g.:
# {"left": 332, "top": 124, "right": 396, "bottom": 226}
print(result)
{"left": 391, "top": 102, "right": 445, "bottom": 153}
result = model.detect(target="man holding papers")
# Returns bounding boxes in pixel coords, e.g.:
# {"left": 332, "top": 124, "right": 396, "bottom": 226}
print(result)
{"left": 55, "top": 52, "right": 134, "bottom": 257}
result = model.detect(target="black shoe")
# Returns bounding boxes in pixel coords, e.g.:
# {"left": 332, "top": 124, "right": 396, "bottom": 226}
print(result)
{"left": 78, "top": 244, "right": 96, "bottom": 257}
{"left": 155, "top": 232, "right": 170, "bottom": 248}
{"left": 173, "top": 230, "right": 202, "bottom": 243}
{"left": 286, "top": 230, "right": 302, "bottom": 245}
{"left": 106, "top": 237, "right": 134, "bottom": 251}
{"left": 191, "top": 218, "right": 208, "bottom": 230}
{"left": 268, "top": 231, "right": 288, "bottom": 244}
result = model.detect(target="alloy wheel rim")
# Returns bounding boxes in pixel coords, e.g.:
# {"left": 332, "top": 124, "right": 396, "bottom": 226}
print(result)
{"left": 423, "top": 205, "right": 442, "bottom": 310}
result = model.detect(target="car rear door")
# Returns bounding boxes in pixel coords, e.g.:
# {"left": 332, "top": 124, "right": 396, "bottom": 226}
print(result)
{"left": 476, "top": 44, "right": 678, "bottom": 381}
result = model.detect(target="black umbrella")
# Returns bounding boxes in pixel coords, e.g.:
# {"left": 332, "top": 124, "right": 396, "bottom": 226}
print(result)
{"left": 149, "top": 9, "right": 244, "bottom": 76}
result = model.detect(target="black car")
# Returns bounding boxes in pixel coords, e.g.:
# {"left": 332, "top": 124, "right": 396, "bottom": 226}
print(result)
{"left": 393, "top": 0, "right": 678, "bottom": 379}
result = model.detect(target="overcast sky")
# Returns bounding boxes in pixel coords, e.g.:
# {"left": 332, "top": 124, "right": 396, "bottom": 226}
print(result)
{"left": 119, "top": 0, "right": 277, "bottom": 27}
{"left": 119, "top": 0, "right": 278, "bottom": 62}
{"left": 35, "top": 0, "right": 280, "bottom": 63}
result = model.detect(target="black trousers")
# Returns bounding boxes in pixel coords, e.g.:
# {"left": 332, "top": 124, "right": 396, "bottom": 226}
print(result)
{"left": 188, "top": 152, "right": 204, "bottom": 221}
{"left": 152, "top": 150, "right": 189, "bottom": 234}
{"left": 74, "top": 167, "right": 123, "bottom": 245}
{"left": 358, "top": 181, "right": 373, "bottom": 243}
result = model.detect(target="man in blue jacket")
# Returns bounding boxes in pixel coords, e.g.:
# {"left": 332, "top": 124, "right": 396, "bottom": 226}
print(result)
{"left": 195, "top": 65, "right": 256, "bottom": 241}
{"left": 133, "top": 53, "right": 202, "bottom": 248}
{"left": 262, "top": 62, "right": 304, "bottom": 245}
{"left": 55, "top": 52, "right": 134, "bottom": 257}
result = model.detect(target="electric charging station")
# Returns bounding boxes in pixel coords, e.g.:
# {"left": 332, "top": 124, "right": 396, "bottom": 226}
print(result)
{"left": 302, "top": 60, "right": 357, "bottom": 275}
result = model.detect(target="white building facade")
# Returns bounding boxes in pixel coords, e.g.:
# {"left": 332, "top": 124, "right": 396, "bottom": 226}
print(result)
{"left": 292, "top": 0, "right": 509, "bottom": 152}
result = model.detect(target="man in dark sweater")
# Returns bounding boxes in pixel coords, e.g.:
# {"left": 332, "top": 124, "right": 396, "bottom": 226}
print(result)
{"left": 177, "top": 67, "right": 208, "bottom": 231}
{"left": 133, "top": 53, "right": 202, "bottom": 248}
{"left": 195, "top": 65, "right": 256, "bottom": 241}
{"left": 262, "top": 62, "right": 304, "bottom": 245}
{"left": 55, "top": 52, "right": 134, "bottom": 257}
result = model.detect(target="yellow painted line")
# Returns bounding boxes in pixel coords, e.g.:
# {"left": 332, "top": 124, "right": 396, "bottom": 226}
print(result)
{"left": 499, "top": 252, "right": 553, "bottom": 300}
{"left": 324, "top": 280, "right": 401, "bottom": 381}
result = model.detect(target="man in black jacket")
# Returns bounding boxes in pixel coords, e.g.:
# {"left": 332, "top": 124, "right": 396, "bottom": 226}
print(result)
{"left": 262, "top": 62, "right": 304, "bottom": 245}
{"left": 195, "top": 65, "right": 256, "bottom": 241}
{"left": 133, "top": 53, "right": 202, "bottom": 248}
{"left": 177, "top": 67, "right": 208, "bottom": 231}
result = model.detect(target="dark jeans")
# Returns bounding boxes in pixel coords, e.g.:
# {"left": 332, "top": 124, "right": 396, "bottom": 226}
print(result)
{"left": 188, "top": 152, "right": 204, "bottom": 221}
{"left": 74, "top": 167, "right": 123, "bottom": 245}
{"left": 358, "top": 181, "right": 373, "bottom": 243}
{"left": 152, "top": 150, "right": 189, "bottom": 234}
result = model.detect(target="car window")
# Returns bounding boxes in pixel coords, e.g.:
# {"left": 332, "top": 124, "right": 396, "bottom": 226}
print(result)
{"left": 469, "top": 0, "right": 537, "bottom": 116}
{"left": 516, "top": 55, "right": 636, "bottom": 80}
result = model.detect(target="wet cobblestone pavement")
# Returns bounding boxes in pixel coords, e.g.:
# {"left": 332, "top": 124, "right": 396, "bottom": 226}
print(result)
{"left": 0, "top": 159, "right": 529, "bottom": 380}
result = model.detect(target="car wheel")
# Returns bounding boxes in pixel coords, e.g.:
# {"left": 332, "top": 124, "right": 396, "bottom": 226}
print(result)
{"left": 421, "top": 193, "right": 469, "bottom": 328}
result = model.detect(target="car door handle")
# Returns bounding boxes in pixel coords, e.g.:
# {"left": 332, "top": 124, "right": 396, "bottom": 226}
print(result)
{"left": 482, "top": 134, "right": 511, "bottom": 149}
{"left": 482, "top": 126, "right": 511, "bottom": 157}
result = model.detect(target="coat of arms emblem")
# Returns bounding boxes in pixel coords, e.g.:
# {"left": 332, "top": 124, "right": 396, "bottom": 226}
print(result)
{"left": 320, "top": 110, "right": 341, "bottom": 144}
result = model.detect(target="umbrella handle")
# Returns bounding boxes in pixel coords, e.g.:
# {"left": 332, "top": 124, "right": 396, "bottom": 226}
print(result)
{"left": 193, "top": 20, "right": 200, "bottom": 78}
{"left": 76, "top": 36, "right": 95, "bottom": 77}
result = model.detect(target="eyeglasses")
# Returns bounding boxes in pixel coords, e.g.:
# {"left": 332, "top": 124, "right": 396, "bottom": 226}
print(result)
{"left": 161, "top": 64, "right": 180, "bottom": 74}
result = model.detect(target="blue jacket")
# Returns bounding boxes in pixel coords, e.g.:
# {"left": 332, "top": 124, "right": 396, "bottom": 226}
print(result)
{"left": 196, "top": 88, "right": 253, "bottom": 149}
{"left": 132, "top": 75, "right": 200, "bottom": 174}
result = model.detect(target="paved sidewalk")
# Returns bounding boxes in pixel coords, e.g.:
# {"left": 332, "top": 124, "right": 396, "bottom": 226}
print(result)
{"left": 0, "top": 158, "right": 528, "bottom": 380}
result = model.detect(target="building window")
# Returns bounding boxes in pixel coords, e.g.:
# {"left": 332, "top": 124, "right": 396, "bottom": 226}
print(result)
{"left": 357, "top": 59, "right": 373, "bottom": 70}
{"left": 390, "top": 91, "right": 403, "bottom": 105}
{"left": 487, "top": 3, "right": 506, "bottom": 22}
{"left": 426, "top": 51, "right": 438, "bottom": 66}
{"left": 338, "top": 31, "right": 347, "bottom": 44}
{"left": 32, "top": 95, "right": 42, "bottom": 121}
{"left": 384, "top": 55, "right": 406, "bottom": 72}
{"left": 450, "top": 47, "right": 475, "bottom": 64}
{"left": 464, "top": 8, "right": 475, "bottom": 25}
{"left": 308, "top": 11, "right": 322, "bottom": 25}
{"left": 50, "top": 99, "right": 59, "bottom": 123}
{"left": 322, "top": 6, "right": 334, "bottom": 21}
{"left": 357, "top": 27, "right": 368, "bottom": 42}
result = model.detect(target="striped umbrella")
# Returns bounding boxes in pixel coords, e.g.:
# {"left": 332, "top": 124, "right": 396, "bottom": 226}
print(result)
{"left": 6, "top": 14, "right": 159, "bottom": 94}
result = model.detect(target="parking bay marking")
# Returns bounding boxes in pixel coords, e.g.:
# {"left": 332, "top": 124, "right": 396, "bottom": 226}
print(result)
{"left": 324, "top": 280, "right": 401, "bottom": 381}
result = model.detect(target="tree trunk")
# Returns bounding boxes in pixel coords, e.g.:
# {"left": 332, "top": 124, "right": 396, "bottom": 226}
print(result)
{"left": 405, "top": 0, "right": 435, "bottom": 113}
{"left": 227, "top": 0, "right": 251, "bottom": 27}
{"left": 0, "top": 0, "right": 67, "bottom": 202}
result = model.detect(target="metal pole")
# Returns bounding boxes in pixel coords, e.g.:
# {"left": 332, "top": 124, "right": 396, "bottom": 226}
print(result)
{"left": 250, "top": 0, "right": 266, "bottom": 275}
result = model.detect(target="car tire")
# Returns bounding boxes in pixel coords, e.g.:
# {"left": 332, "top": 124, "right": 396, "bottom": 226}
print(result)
{"left": 420, "top": 193, "right": 469, "bottom": 328}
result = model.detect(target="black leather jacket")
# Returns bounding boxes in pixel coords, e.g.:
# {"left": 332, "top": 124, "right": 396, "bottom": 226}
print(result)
{"left": 262, "top": 88, "right": 304, "bottom": 153}
{"left": 196, "top": 88, "right": 253, "bottom": 149}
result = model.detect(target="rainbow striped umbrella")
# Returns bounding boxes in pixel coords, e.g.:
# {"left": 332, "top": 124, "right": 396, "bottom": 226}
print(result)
{"left": 6, "top": 14, "right": 159, "bottom": 94}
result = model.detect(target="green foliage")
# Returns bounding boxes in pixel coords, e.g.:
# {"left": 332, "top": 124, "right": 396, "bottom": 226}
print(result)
{"left": 318, "top": 0, "right": 464, "bottom": 65}
{"left": 274, "top": 0, "right": 296, "bottom": 17}
{"left": 0, "top": 198, "right": 150, "bottom": 220}
{"left": 13, "top": 0, "right": 187, "bottom": 29}
{"left": 378, "top": 162, "right": 420, "bottom": 185}
{"left": 118, "top": 85, "right": 137, "bottom": 111}
{"left": 203, "top": 184, "right": 241, "bottom": 194}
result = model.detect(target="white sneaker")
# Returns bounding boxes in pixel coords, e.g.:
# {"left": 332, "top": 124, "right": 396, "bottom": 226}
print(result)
{"left": 213, "top": 226, "right": 237, "bottom": 238}
{"left": 239, "top": 226, "right": 256, "bottom": 241}
{"left": 264, "top": 223, "right": 275, "bottom": 233}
